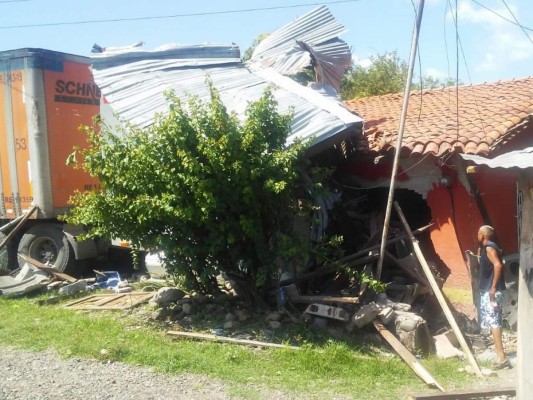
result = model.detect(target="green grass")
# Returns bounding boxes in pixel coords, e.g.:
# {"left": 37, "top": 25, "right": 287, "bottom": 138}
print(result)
{"left": 443, "top": 287, "right": 475, "bottom": 305}
{"left": 0, "top": 295, "right": 477, "bottom": 399}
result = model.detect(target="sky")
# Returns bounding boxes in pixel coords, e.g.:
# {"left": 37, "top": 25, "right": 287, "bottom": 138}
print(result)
{"left": 0, "top": 0, "right": 531, "bottom": 85}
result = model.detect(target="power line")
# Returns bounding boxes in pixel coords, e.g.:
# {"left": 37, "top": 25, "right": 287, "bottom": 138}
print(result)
{"left": 470, "top": 0, "right": 533, "bottom": 32}
{"left": 0, "top": 0, "right": 30, "bottom": 3}
{"left": 500, "top": 0, "right": 533, "bottom": 46}
{"left": 0, "top": 0, "right": 360, "bottom": 30}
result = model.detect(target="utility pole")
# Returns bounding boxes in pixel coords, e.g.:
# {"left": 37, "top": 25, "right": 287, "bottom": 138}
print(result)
{"left": 376, "top": 0, "right": 425, "bottom": 280}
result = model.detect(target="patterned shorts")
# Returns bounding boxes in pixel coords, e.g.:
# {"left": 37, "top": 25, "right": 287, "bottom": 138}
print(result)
{"left": 479, "top": 290, "right": 504, "bottom": 329}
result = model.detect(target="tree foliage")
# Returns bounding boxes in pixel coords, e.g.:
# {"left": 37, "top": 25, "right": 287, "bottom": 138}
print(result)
{"left": 66, "top": 84, "right": 314, "bottom": 300}
{"left": 340, "top": 51, "right": 459, "bottom": 100}
{"left": 241, "top": 32, "right": 270, "bottom": 62}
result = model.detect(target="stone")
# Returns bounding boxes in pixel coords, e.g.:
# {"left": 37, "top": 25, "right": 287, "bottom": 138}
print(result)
{"left": 226, "top": 312, "right": 237, "bottom": 322}
{"left": 234, "top": 309, "right": 248, "bottom": 322}
{"left": 151, "top": 307, "right": 171, "bottom": 321}
{"left": 192, "top": 293, "right": 210, "bottom": 304}
{"left": 224, "top": 320, "right": 239, "bottom": 329}
{"left": 182, "top": 303, "right": 193, "bottom": 315}
{"left": 269, "top": 321, "right": 282, "bottom": 329}
{"left": 434, "top": 332, "right": 465, "bottom": 359}
{"left": 265, "top": 311, "right": 281, "bottom": 322}
{"left": 399, "top": 319, "right": 418, "bottom": 332}
{"left": 394, "top": 313, "right": 434, "bottom": 355}
{"left": 151, "top": 287, "right": 185, "bottom": 306}
{"left": 312, "top": 317, "right": 328, "bottom": 330}
{"left": 172, "top": 311, "right": 187, "bottom": 321}
{"left": 392, "top": 302, "right": 411, "bottom": 312}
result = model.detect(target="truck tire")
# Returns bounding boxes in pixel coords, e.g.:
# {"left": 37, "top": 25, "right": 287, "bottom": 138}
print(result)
{"left": 17, "top": 224, "right": 73, "bottom": 273}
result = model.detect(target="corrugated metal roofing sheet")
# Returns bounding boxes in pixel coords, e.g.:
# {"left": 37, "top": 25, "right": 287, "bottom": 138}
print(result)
{"left": 249, "top": 5, "right": 351, "bottom": 92}
{"left": 91, "top": 42, "right": 361, "bottom": 151}
{"left": 461, "top": 147, "right": 533, "bottom": 169}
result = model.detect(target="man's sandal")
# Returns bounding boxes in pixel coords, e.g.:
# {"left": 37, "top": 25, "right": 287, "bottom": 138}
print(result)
{"left": 492, "top": 359, "right": 511, "bottom": 370}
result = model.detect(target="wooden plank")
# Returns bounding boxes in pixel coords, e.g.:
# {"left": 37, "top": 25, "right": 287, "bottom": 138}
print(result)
{"left": 284, "top": 283, "right": 359, "bottom": 304}
{"left": 279, "top": 223, "right": 433, "bottom": 286}
{"left": 64, "top": 292, "right": 154, "bottom": 310}
{"left": 384, "top": 250, "right": 431, "bottom": 287}
{"left": 18, "top": 254, "right": 77, "bottom": 283}
{"left": 393, "top": 201, "right": 483, "bottom": 378}
{"left": 407, "top": 387, "right": 515, "bottom": 399}
{"left": 0, "top": 206, "right": 38, "bottom": 251}
{"left": 373, "top": 321, "right": 444, "bottom": 392}
{"left": 93, "top": 295, "right": 125, "bottom": 307}
{"left": 167, "top": 330, "right": 300, "bottom": 350}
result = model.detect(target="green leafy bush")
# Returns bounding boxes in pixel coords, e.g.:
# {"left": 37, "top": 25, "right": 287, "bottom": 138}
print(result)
{"left": 66, "top": 83, "right": 316, "bottom": 301}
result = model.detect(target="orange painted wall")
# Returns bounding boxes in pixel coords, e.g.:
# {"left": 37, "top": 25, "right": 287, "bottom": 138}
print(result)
{"left": 43, "top": 61, "right": 100, "bottom": 209}
{"left": 427, "top": 168, "right": 519, "bottom": 289}
{"left": 474, "top": 170, "right": 518, "bottom": 254}
{"left": 427, "top": 183, "right": 473, "bottom": 288}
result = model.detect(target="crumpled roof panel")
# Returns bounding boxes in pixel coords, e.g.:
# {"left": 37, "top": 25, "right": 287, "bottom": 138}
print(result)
{"left": 91, "top": 43, "right": 362, "bottom": 149}
{"left": 345, "top": 77, "right": 533, "bottom": 156}
{"left": 461, "top": 147, "right": 533, "bottom": 169}
{"left": 250, "top": 5, "right": 351, "bottom": 92}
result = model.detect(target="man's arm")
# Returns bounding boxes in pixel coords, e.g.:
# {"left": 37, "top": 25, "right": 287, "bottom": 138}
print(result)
{"left": 487, "top": 246, "right": 504, "bottom": 300}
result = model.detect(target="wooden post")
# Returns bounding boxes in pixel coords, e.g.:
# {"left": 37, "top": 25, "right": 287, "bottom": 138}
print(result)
{"left": 393, "top": 201, "right": 483, "bottom": 377}
{"left": 373, "top": 321, "right": 444, "bottom": 391}
{"left": 376, "top": 0, "right": 425, "bottom": 280}
{"left": 517, "top": 175, "right": 533, "bottom": 400}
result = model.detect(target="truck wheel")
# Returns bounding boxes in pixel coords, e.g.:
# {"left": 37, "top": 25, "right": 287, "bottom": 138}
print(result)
{"left": 17, "top": 224, "right": 73, "bottom": 272}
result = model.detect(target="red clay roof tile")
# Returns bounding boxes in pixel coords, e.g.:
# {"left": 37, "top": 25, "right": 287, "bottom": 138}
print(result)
{"left": 345, "top": 77, "right": 533, "bottom": 156}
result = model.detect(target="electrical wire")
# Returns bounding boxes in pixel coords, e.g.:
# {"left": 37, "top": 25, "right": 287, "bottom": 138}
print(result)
{"left": 446, "top": 0, "right": 488, "bottom": 147}
{"left": 455, "top": 0, "right": 460, "bottom": 143}
{"left": 470, "top": 0, "right": 533, "bottom": 32}
{"left": 0, "top": 0, "right": 30, "bottom": 3}
{"left": 0, "top": 0, "right": 360, "bottom": 30}
{"left": 500, "top": 0, "right": 533, "bottom": 47}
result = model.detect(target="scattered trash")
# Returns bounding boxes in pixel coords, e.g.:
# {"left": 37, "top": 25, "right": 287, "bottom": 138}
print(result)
{"left": 0, "top": 263, "right": 49, "bottom": 297}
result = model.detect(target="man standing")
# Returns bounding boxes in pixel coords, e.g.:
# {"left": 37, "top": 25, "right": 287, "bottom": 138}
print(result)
{"left": 477, "top": 225, "right": 510, "bottom": 369}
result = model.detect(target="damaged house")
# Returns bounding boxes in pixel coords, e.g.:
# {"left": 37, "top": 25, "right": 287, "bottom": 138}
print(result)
{"left": 91, "top": 4, "right": 531, "bottom": 332}
{"left": 344, "top": 78, "right": 533, "bottom": 299}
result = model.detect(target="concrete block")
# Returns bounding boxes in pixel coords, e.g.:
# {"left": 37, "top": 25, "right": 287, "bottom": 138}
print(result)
{"left": 58, "top": 280, "right": 87, "bottom": 295}
{"left": 378, "top": 306, "right": 395, "bottom": 325}
{"left": 305, "top": 303, "right": 349, "bottom": 321}
{"left": 351, "top": 302, "right": 381, "bottom": 328}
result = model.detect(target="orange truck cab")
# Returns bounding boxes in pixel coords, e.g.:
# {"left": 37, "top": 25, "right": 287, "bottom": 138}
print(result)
{"left": 0, "top": 48, "right": 106, "bottom": 273}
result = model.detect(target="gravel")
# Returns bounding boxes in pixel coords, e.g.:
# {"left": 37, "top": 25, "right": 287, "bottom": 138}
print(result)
{"left": 0, "top": 345, "right": 517, "bottom": 400}
{"left": 0, "top": 346, "right": 288, "bottom": 400}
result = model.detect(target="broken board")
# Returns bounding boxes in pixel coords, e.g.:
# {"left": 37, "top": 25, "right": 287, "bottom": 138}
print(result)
{"left": 64, "top": 292, "right": 154, "bottom": 310}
